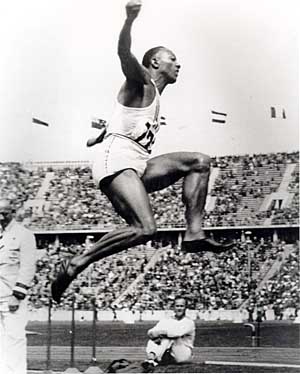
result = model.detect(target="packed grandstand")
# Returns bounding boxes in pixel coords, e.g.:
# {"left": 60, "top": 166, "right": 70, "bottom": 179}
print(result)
{"left": 1, "top": 151, "right": 299, "bottom": 317}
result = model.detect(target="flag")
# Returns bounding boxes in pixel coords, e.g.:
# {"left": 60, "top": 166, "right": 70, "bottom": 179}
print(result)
{"left": 91, "top": 118, "right": 107, "bottom": 129}
{"left": 32, "top": 118, "right": 49, "bottom": 127}
{"left": 270, "top": 107, "right": 276, "bottom": 118}
{"left": 211, "top": 110, "right": 227, "bottom": 124}
{"left": 160, "top": 116, "right": 167, "bottom": 126}
{"left": 212, "top": 119, "right": 226, "bottom": 124}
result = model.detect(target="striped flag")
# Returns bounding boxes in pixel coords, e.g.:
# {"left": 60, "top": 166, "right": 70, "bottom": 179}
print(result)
{"left": 211, "top": 110, "right": 227, "bottom": 124}
{"left": 91, "top": 118, "right": 107, "bottom": 129}
{"left": 160, "top": 116, "right": 167, "bottom": 126}
{"left": 32, "top": 118, "right": 49, "bottom": 127}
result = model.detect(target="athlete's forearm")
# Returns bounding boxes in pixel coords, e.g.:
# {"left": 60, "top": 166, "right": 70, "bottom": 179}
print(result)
{"left": 118, "top": 19, "right": 133, "bottom": 61}
{"left": 118, "top": 0, "right": 141, "bottom": 57}
{"left": 118, "top": 1, "right": 148, "bottom": 83}
{"left": 118, "top": 19, "right": 142, "bottom": 79}
{"left": 86, "top": 128, "right": 106, "bottom": 147}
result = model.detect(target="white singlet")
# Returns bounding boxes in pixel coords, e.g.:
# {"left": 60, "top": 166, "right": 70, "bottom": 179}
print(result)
{"left": 92, "top": 80, "right": 162, "bottom": 186}
{"left": 107, "top": 79, "right": 161, "bottom": 154}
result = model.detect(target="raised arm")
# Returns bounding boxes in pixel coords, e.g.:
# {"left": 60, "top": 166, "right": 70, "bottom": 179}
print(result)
{"left": 118, "top": 0, "right": 150, "bottom": 84}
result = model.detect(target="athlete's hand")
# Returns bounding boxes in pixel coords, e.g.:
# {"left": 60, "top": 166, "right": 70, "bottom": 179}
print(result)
{"left": 86, "top": 128, "right": 106, "bottom": 147}
{"left": 126, "top": 0, "right": 142, "bottom": 21}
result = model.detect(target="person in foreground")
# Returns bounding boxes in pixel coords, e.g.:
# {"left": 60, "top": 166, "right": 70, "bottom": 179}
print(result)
{"left": 0, "top": 199, "right": 37, "bottom": 374}
{"left": 142, "top": 296, "right": 195, "bottom": 372}
{"left": 51, "top": 0, "right": 232, "bottom": 303}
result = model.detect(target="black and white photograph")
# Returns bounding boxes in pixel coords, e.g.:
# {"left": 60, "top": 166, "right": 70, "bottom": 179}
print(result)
{"left": 0, "top": 0, "right": 299, "bottom": 373}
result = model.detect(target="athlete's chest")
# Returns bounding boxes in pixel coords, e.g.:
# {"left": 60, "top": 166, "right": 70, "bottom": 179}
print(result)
{"left": 118, "top": 83, "right": 156, "bottom": 108}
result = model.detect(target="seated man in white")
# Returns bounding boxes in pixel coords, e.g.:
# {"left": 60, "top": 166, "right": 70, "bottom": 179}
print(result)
{"left": 143, "top": 296, "right": 195, "bottom": 371}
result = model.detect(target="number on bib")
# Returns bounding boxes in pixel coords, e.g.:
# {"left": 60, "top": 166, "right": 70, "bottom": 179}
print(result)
{"left": 135, "top": 122, "right": 156, "bottom": 152}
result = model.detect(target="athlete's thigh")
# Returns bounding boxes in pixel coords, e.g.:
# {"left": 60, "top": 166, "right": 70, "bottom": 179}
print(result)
{"left": 142, "top": 151, "right": 202, "bottom": 193}
{"left": 101, "top": 169, "right": 155, "bottom": 227}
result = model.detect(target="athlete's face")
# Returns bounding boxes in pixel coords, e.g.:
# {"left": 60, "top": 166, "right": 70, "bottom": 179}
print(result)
{"left": 174, "top": 298, "right": 187, "bottom": 319}
{"left": 156, "top": 49, "right": 180, "bottom": 83}
{"left": 0, "top": 200, "right": 13, "bottom": 230}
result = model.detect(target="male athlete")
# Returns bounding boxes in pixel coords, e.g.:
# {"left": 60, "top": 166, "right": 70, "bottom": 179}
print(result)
{"left": 142, "top": 296, "right": 195, "bottom": 371}
{"left": 51, "top": 0, "right": 232, "bottom": 303}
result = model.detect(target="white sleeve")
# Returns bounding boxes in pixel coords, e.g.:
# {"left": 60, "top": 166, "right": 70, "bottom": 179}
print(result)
{"left": 148, "top": 319, "right": 169, "bottom": 338}
{"left": 13, "top": 229, "right": 36, "bottom": 298}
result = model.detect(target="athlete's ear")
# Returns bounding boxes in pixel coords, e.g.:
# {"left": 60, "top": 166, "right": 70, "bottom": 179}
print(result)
{"left": 150, "top": 57, "right": 159, "bottom": 69}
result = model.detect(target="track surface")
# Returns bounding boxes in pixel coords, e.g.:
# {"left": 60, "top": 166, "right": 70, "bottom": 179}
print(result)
{"left": 27, "top": 321, "right": 300, "bottom": 372}
{"left": 28, "top": 346, "right": 300, "bottom": 365}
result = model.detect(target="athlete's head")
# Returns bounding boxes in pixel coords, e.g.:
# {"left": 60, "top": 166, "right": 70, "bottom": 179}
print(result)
{"left": 142, "top": 46, "right": 180, "bottom": 83}
{"left": 0, "top": 199, "right": 14, "bottom": 230}
{"left": 174, "top": 296, "right": 187, "bottom": 319}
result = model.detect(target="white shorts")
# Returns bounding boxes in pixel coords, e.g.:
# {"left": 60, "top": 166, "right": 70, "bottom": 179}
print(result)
{"left": 92, "top": 134, "right": 150, "bottom": 187}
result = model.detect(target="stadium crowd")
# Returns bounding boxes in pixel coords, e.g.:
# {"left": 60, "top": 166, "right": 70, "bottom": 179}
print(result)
{"left": 114, "top": 239, "right": 290, "bottom": 311}
{"left": 28, "top": 240, "right": 151, "bottom": 310}
{"left": 271, "top": 164, "right": 299, "bottom": 225}
{"left": 29, "top": 166, "right": 123, "bottom": 229}
{"left": 27, "top": 237, "right": 298, "bottom": 314}
{"left": 1, "top": 151, "right": 298, "bottom": 315}
{"left": 0, "top": 162, "right": 45, "bottom": 213}
{"left": 246, "top": 245, "right": 299, "bottom": 317}
{"left": 0, "top": 151, "right": 298, "bottom": 229}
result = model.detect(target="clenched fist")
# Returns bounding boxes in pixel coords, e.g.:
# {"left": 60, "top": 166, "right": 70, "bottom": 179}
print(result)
{"left": 126, "top": 0, "right": 142, "bottom": 21}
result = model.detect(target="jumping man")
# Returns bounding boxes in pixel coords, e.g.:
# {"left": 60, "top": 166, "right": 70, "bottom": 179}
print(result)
{"left": 51, "top": 0, "right": 232, "bottom": 303}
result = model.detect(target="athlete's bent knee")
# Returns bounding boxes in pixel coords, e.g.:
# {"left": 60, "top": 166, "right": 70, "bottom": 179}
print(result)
{"left": 195, "top": 153, "right": 210, "bottom": 172}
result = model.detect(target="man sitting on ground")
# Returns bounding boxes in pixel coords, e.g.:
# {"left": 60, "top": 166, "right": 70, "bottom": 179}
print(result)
{"left": 142, "top": 296, "right": 195, "bottom": 372}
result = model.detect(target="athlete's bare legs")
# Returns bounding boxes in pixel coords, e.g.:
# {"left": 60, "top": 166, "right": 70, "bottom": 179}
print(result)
{"left": 51, "top": 169, "right": 157, "bottom": 302}
{"left": 51, "top": 152, "right": 232, "bottom": 302}
{"left": 143, "top": 152, "right": 210, "bottom": 241}
{"left": 70, "top": 169, "right": 157, "bottom": 272}
{"left": 142, "top": 152, "right": 232, "bottom": 253}
{"left": 142, "top": 152, "right": 232, "bottom": 252}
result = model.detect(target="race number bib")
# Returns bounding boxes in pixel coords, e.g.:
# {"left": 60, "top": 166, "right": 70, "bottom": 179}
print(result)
{"left": 134, "top": 120, "right": 159, "bottom": 153}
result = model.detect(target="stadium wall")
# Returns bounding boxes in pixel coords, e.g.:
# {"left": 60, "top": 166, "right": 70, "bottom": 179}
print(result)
{"left": 34, "top": 225, "right": 299, "bottom": 248}
{"left": 28, "top": 307, "right": 298, "bottom": 323}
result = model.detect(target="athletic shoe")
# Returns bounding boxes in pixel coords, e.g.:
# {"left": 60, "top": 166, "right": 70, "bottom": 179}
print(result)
{"left": 181, "top": 238, "right": 234, "bottom": 254}
{"left": 51, "top": 259, "right": 75, "bottom": 303}
{"left": 141, "top": 359, "right": 158, "bottom": 373}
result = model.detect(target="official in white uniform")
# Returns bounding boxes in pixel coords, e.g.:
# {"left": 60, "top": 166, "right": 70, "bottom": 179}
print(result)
{"left": 0, "top": 199, "right": 36, "bottom": 374}
{"left": 143, "top": 296, "right": 195, "bottom": 371}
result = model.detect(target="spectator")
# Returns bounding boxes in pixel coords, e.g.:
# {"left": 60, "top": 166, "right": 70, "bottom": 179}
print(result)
{"left": 142, "top": 296, "right": 195, "bottom": 372}
{"left": 0, "top": 199, "right": 37, "bottom": 374}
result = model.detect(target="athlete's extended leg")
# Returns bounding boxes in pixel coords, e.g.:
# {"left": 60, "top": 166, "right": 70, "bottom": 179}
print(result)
{"left": 142, "top": 152, "right": 233, "bottom": 253}
{"left": 51, "top": 169, "right": 157, "bottom": 303}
